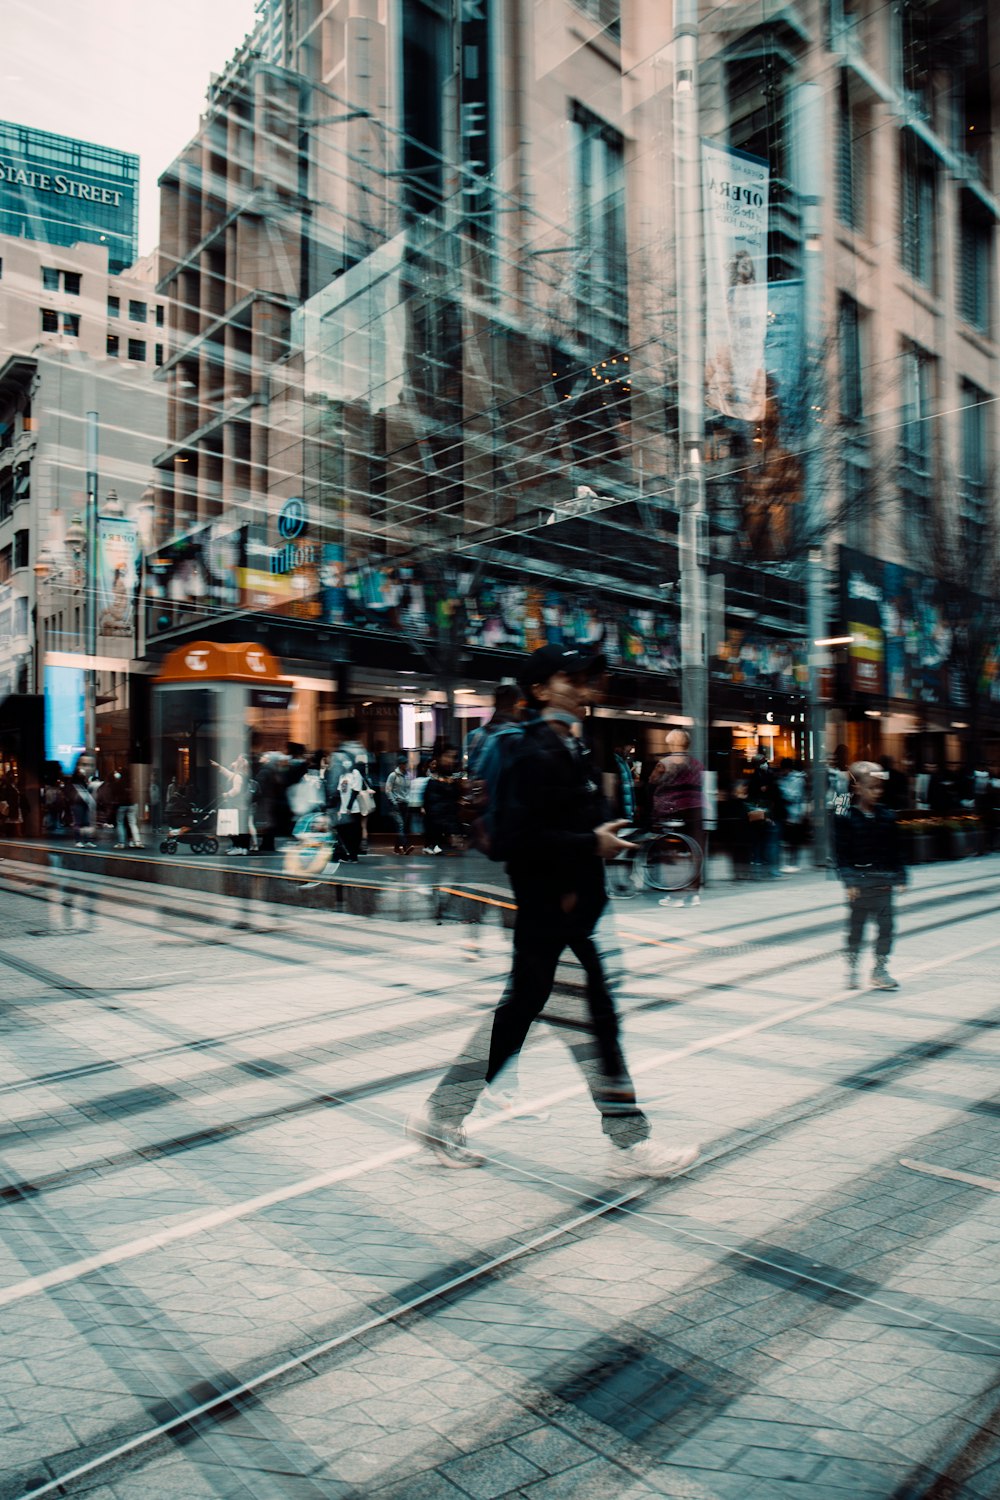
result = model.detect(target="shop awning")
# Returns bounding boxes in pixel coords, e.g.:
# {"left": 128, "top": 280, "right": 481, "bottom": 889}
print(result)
{"left": 156, "top": 641, "right": 284, "bottom": 683}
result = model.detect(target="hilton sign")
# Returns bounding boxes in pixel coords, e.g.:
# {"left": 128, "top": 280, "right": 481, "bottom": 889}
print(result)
{"left": 0, "top": 160, "right": 124, "bottom": 207}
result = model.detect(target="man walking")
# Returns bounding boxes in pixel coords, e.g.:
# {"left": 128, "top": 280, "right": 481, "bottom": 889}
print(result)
{"left": 407, "top": 645, "right": 699, "bottom": 1179}
{"left": 835, "top": 760, "right": 906, "bottom": 991}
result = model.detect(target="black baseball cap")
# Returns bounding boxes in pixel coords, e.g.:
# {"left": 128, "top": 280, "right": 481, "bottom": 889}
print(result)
{"left": 518, "top": 644, "right": 606, "bottom": 688}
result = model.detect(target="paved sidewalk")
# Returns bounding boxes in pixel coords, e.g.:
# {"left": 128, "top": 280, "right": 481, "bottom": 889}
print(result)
{"left": 0, "top": 858, "right": 998, "bottom": 1497}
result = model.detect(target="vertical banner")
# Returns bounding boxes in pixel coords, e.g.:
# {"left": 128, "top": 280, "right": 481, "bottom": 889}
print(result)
{"left": 702, "top": 140, "right": 770, "bottom": 422}
{"left": 96, "top": 516, "right": 139, "bottom": 638}
{"left": 321, "top": 543, "right": 346, "bottom": 624}
{"left": 44, "top": 664, "right": 86, "bottom": 773}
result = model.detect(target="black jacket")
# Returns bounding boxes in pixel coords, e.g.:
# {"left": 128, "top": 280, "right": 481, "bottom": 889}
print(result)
{"left": 498, "top": 718, "right": 610, "bottom": 927}
{"left": 835, "top": 805, "right": 906, "bottom": 887}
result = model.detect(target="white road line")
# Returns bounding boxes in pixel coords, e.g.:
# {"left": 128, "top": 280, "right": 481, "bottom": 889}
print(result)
{"left": 0, "top": 1146, "right": 415, "bottom": 1311}
{"left": 900, "top": 1157, "right": 1000, "bottom": 1193}
{"left": 4, "top": 920, "right": 1000, "bottom": 1314}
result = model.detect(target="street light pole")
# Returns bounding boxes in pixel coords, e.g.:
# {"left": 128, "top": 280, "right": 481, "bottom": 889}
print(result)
{"left": 790, "top": 85, "right": 829, "bottom": 865}
{"left": 673, "top": 0, "right": 708, "bottom": 766}
{"left": 85, "top": 410, "right": 98, "bottom": 753}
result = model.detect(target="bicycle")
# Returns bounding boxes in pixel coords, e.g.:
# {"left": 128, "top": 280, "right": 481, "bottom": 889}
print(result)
{"left": 607, "top": 821, "right": 703, "bottom": 898}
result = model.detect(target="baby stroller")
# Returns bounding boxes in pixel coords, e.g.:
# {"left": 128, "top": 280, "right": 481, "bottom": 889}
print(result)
{"left": 160, "top": 792, "right": 220, "bottom": 856}
{"left": 282, "top": 810, "right": 351, "bottom": 879}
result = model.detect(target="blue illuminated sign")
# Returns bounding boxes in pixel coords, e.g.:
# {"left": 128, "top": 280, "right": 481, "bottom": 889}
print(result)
{"left": 45, "top": 664, "right": 86, "bottom": 773}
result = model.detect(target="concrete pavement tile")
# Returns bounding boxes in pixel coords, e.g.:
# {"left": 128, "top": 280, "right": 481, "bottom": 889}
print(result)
{"left": 658, "top": 1437, "right": 747, "bottom": 1472}
{"left": 507, "top": 1425, "right": 599, "bottom": 1475}
{"left": 733, "top": 1446, "right": 827, "bottom": 1483}
{"left": 438, "top": 1441, "right": 546, "bottom": 1498}
{"left": 365, "top": 1472, "right": 473, "bottom": 1500}
{"left": 517, "top": 1457, "right": 660, "bottom": 1498}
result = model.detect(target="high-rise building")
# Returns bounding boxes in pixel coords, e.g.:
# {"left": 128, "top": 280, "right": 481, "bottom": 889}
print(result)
{"left": 145, "top": 0, "right": 1000, "bottom": 776}
{"left": 0, "top": 121, "right": 139, "bottom": 276}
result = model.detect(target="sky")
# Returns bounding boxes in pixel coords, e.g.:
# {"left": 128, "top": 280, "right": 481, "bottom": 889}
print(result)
{"left": 6, "top": 0, "right": 258, "bottom": 257}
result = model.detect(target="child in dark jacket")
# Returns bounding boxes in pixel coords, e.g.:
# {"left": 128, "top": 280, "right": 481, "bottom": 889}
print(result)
{"left": 835, "top": 761, "right": 906, "bottom": 991}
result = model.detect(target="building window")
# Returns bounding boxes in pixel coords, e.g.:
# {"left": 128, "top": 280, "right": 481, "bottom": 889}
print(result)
{"left": 900, "top": 134, "right": 936, "bottom": 288}
{"left": 41, "top": 308, "right": 58, "bottom": 333}
{"left": 570, "top": 0, "right": 620, "bottom": 40}
{"left": 898, "top": 344, "right": 935, "bottom": 557}
{"left": 42, "top": 266, "right": 60, "bottom": 291}
{"left": 571, "top": 102, "right": 628, "bottom": 350}
{"left": 107, "top": 333, "right": 120, "bottom": 358}
{"left": 108, "top": 295, "right": 120, "bottom": 318}
{"left": 836, "top": 71, "right": 868, "bottom": 232}
{"left": 156, "top": 304, "right": 164, "bottom": 327}
{"left": 62, "top": 312, "right": 80, "bottom": 337}
{"left": 959, "top": 382, "right": 989, "bottom": 552}
{"left": 155, "top": 343, "right": 164, "bottom": 366}
{"left": 839, "top": 295, "right": 865, "bottom": 423}
{"left": 14, "top": 530, "right": 29, "bottom": 570}
{"left": 129, "top": 299, "right": 147, "bottom": 323}
{"left": 63, "top": 271, "right": 81, "bottom": 296}
{"left": 401, "top": 0, "right": 449, "bottom": 216}
{"left": 14, "top": 464, "right": 29, "bottom": 501}
{"left": 0, "top": 257, "right": 4, "bottom": 279}
{"left": 128, "top": 338, "right": 146, "bottom": 361}
{"left": 958, "top": 198, "right": 992, "bottom": 334}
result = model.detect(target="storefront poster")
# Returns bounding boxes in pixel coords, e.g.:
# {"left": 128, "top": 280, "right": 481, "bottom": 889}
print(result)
{"left": 147, "top": 522, "right": 244, "bottom": 615}
{"left": 716, "top": 631, "right": 806, "bottom": 692}
{"left": 703, "top": 140, "right": 770, "bottom": 423}
{"left": 96, "top": 517, "right": 139, "bottom": 638}
{"left": 841, "top": 548, "right": 951, "bottom": 704}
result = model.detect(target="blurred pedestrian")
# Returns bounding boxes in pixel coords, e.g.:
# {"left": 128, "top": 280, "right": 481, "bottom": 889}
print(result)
{"left": 777, "top": 757, "right": 808, "bottom": 872}
{"left": 649, "top": 729, "right": 705, "bottom": 904}
{"left": 69, "top": 754, "right": 98, "bottom": 847}
{"left": 334, "top": 756, "right": 365, "bottom": 861}
{"left": 465, "top": 682, "right": 522, "bottom": 778}
{"left": 835, "top": 761, "right": 906, "bottom": 991}
{"left": 746, "top": 751, "right": 783, "bottom": 878}
{"left": 113, "top": 764, "right": 143, "bottom": 848}
{"left": 384, "top": 754, "right": 413, "bottom": 854}
{"left": 328, "top": 719, "right": 373, "bottom": 851}
{"left": 213, "top": 755, "right": 253, "bottom": 853}
{"left": 407, "top": 644, "right": 700, "bottom": 1180}
{"left": 423, "top": 743, "right": 462, "bottom": 854}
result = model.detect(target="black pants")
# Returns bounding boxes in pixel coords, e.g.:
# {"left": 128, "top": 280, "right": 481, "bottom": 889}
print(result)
{"left": 339, "top": 814, "right": 362, "bottom": 860}
{"left": 428, "top": 913, "right": 650, "bottom": 1148}
{"left": 846, "top": 885, "right": 894, "bottom": 962}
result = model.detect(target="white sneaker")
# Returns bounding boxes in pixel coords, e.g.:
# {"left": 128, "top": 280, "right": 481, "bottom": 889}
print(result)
{"left": 405, "top": 1112, "right": 485, "bottom": 1169}
{"left": 478, "top": 1085, "right": 550, "bottom": 1123}
{"left": 609, "top": 1140, "right": 699, "bottom": 1181}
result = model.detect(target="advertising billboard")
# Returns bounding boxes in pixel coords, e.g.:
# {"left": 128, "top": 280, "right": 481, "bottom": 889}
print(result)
{"left": 44, "top": 664, "right": 86, "bottom": 774}
{"left": 96, "top": 517, "right": 139, "bottom": 639}
{"left": 703, "top": 140, "right": 770, "bottom": 423}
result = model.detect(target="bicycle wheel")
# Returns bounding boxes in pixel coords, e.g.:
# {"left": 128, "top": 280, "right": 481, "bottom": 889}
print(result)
{"left": 642, "top": 833, "right": 701, "bottom": 892}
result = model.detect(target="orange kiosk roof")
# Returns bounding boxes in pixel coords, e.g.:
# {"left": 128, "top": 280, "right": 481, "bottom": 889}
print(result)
{"left": 156, "top": 641, "right": 284, "bottom": 684}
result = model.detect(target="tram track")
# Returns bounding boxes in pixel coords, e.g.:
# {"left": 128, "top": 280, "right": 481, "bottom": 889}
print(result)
{"left": 6, "top": 918, "right": 1000, "bottom": 1500}
{"left": 0, "top": 882, "right": 997, "bottom": 1214}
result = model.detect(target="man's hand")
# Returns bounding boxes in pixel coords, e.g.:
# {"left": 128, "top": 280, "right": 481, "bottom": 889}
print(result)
{"left": 846, "top": 886, "right": 860, "bottom": 901}
{"left": 595, "top": 820, "right": 638, "bottom": 860}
